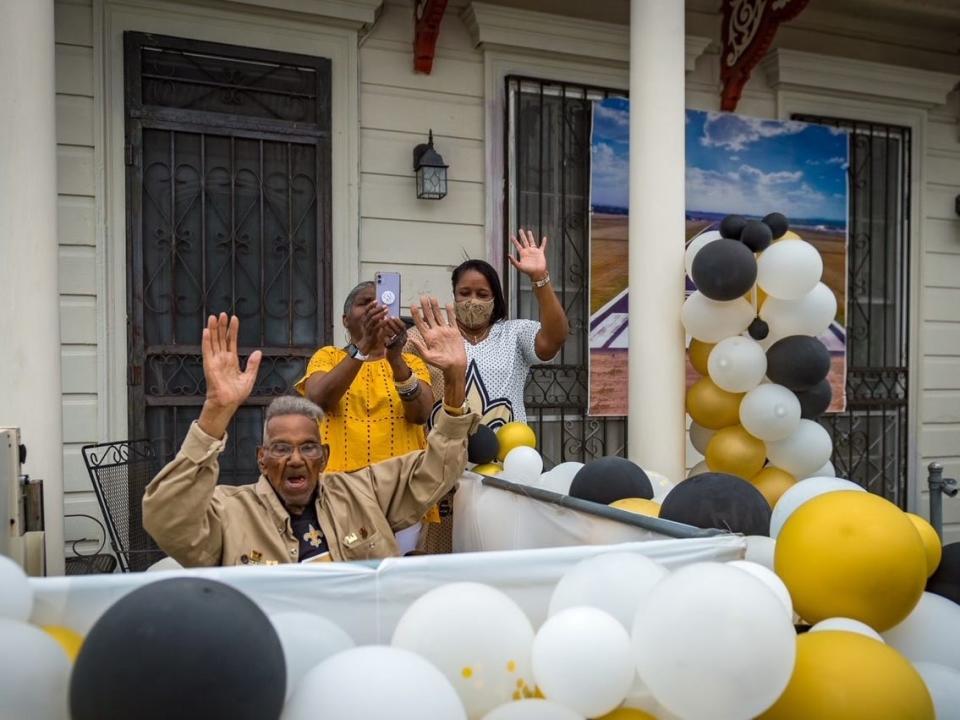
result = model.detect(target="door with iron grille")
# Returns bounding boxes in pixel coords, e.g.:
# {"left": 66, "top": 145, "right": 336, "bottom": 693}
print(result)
{"left": 125, "top": 33, "right": 332, "bottom": 484}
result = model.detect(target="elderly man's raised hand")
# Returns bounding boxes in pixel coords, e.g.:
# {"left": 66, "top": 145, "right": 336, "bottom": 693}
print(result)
{"left": 201, "top": 313, "right": 262, "bottom": 419}
{"left": 408, "top": 296, "right": 466, "bottom": 375}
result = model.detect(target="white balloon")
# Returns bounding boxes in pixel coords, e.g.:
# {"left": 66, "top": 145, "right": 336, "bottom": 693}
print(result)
{"left": 739, "top": 383, "right": 801, "bottom": 441}
{"left": 689, "top": 422, "right": 715, "bottom": 455}
{"left": 537, "top": 462, "right": 583, "bottom": 495}
{"left": 685, "top": 231, "right": 722, "bottom": 278}
{"left": 809, "top": 617, "right": 883, "bottom": 642}
{"left": 744, "top": 535, "right": 776, "bottom": 571}
{"left": 632, "top": 563, "right": 796, "bottom": 720}
{"left": 765, "top": 420, "right": 833, "bottom": 479}
{"left": 687, "top": 460, "right": 709, "bottom": 479}
{"left": 645, "top": 469, "right": 675, "bottom": 502}
{"left": 621, "top": 674, "right": 683, "bottom": 719}
{"left": 0, "top": 619, "right": 70, "bottom": 720}
{"left": 805, "top": 459, "right": 835, "bottom": 478}
{"left": 769, "top": 476, "right": 866, "bottom": 538}
{"left": 757, "top": 240, "right": 823, "bottom": 300}
{"left": 482, "top": 699, "right": 584, "bottom": 720}
{"left": 145, "top": 556, "right": 182, "bottom": 572}
{"left": 728, "top": 560, "right": 793, "bottom": 620}
{"left": 549, "top": 552, "right": 668, "bottom": 630}
{"left": 532, "top": 607, "right": 634, "bottom": 718}
{"left": 681, "top": 293, "right": 754, "bottom": 343}
{"left": 883, "top": 592, "right": 960, "bottom": 670}
{"left": 502, "top": 446, "right": 544, "bottom": 484}
{"left": 708, "top": 336, "right": 768, "bottom": 393}
{"left": 282, "top": 645, "right": 466, "bottom": 720}
{"left": 0, "top": 555, "right": 33, "bottom": 621}
{"left": 912, "top": 662, "right": 960, "bottom": 720}
{"left": 270, "top": 611, "right": 355, "bottom": 699}
{"left": 392, "top": 583, "right": 535, "bottom": 718}
{"left": 760, "top": 282, "right": 837, "bottom": 337}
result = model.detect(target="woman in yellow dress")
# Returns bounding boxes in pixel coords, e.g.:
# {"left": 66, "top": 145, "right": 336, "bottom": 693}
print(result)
{"left": 296, "top": 282, "right": 437, "bottom": 553}
{"left": 296, "top": 281, "right": 434, "bottom": 472}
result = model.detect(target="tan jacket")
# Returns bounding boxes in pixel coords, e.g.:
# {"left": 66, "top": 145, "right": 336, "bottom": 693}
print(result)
{"left": 142, "top": 410, "right": 478, "bottom": 567}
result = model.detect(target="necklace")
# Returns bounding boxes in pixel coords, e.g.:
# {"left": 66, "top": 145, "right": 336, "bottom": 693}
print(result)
{"left": 461, "top": 325, "right": 490, "bottom": 345}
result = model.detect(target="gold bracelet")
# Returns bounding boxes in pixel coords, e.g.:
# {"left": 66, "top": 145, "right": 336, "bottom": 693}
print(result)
{"left": 394, "top": 373, "right": 419, "bottom": 394}
{"left": 443, "top": 400, "right": 469, "bottom": 416}
{"left": 532, "top": 272, "right": 551, "bottom": 289}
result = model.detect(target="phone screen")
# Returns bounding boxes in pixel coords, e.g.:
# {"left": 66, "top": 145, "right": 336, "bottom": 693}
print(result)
{"left": 375, "top": 272, "right": 401, "bottom": 318}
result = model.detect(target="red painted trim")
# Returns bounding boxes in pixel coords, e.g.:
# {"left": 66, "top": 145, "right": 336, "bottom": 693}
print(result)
{"left": 721, "top": 0, "right": 810, "bottom": 112}
{"left": 414, "top": 0, "right": 448, "bottom": 75}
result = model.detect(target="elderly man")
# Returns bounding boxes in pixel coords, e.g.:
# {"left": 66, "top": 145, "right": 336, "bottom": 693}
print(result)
{"left": 143, "top": 296, "right": 476, "bottom": 566}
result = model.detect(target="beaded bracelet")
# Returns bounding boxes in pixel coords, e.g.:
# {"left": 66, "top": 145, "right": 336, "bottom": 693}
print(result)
{"left": 394, "top": 373, "right": 419, "bottom": 394}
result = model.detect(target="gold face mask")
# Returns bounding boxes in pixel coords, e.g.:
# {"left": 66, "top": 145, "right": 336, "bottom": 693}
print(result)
{"left": 454, "top": 298, "right": 495, "bottom": 329}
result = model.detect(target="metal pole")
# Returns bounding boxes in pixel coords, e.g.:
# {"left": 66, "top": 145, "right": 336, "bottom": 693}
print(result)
{"left": 927, "top": 461, "right": 958, "bottom": 541}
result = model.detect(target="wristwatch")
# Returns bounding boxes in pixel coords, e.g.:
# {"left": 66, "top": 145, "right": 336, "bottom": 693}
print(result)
{"left": 345, "top": 343, "right": 369, "bottom": 361}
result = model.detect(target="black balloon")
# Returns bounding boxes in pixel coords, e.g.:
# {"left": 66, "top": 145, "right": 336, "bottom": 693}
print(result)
{"left": 766, "top": 335, "right": 831, "bottom": 391}
{"left": 762, "top": 212, "right": 789, "bottom": 239}
{"left": 71, "top": 578, "right": 286, "bottom": 720}
{"left": 569, "top": 457, "right": 653, "bottom": 505}
{"left": 468, "top": 423, "right": 499, "bottom": 465}
{"left": 659, "top": 472, "right": 771, "bottom": 536}
{"left": 794, "top": 378, "right": 832, "bottom": 418}
{"left": 927, "top": 542, "right": 960, "bottom": 605}
{"left": 691, "top": 239, "right": 758, "bottom": 301}
{"left": 740, "top": 220, "right": 773, "bottom": 253}
{"left": 748, "top": 317, "right": 770, "bottom": 340}
{"left": 719, "top": 214, "right": 747, "bottom": 240}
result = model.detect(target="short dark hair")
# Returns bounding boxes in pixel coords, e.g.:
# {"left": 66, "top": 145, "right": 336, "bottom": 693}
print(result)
{"left": 342, "top": 281, "right": 375, "bottom": 317}
{"left": 451, "top": 259, "right": 507, "bottom": 325}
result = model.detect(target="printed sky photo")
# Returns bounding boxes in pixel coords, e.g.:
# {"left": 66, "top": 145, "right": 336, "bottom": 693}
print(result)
{"left": 591, "top": 99, "right": 850, "bottom": 224}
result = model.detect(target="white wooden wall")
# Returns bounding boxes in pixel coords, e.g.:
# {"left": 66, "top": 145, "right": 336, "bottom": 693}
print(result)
{"left": 55, "top": 0, "right": 103, "bottom": 556}
{"left": 52, "top": 0, "right": 960, "bottom": 562}
{"left": 921, "top": 92, "right": 960, "bottom": 542}
{"left": 358, "top": 0, "right": 485, "bottom": 315}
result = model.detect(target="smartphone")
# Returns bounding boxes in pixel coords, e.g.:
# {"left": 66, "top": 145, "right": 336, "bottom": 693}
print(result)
{"left": 374, "top": 271, "right": 401, "bottom": 318}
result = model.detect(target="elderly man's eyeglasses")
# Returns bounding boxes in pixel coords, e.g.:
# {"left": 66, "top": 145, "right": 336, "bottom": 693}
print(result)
{"left": 264, "top": 442, "right": 325, "bottom": 460}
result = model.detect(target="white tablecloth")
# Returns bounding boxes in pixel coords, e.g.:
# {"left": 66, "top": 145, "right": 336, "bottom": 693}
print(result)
{"left": 30, "top": 536, "right": 745, "bottom": 644}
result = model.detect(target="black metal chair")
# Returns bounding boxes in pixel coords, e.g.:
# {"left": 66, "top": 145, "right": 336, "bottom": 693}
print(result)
{"left": 81, "top": 440, "right": 167, "bottom": 572}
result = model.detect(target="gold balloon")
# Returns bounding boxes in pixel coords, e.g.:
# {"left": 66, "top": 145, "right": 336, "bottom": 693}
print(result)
{"left": 43, "top": 625, "right": 83, "bottom": 662}
{"left": 610, "top": 498, "right": 661, "bottom": 517}
{"left": 750, "top": 466, "right": 796, "bottom": 508}
{"left": 688, "top": 339, "right": 714, "bottom": 376}
{"left": 596, "top": 709, "right": 659, "bottom": 720}
{"left": 778, "top": 230, "right": 802, "bottom": 241}
{"left": 705, "top": 425, "right": 766, "bottom": 479}
{"left": 775, "top": 491, "right": 927, "bottom": 630}
{"left": 906, "top": 512, "right": 942, "bottom": 577}
{"left": 685, "top": 377, "right": 743, "bottom": 430}
{"left": 495, "top": 422, "right": 536, "bottom": 462}
{"left": 471, "top": 462, "right": 503, "bottom": 476}
{"left": 758, "top": 631, "right": 934, "bottom": 720}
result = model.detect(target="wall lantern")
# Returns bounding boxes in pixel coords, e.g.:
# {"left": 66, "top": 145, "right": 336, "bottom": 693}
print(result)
{"left": 413, "top": 129, "right": 448, "bottom": 200}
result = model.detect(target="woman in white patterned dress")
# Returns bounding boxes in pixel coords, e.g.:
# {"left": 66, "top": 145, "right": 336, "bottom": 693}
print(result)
{"left": 406, "top": 229, "right": 569, "bottom": 552}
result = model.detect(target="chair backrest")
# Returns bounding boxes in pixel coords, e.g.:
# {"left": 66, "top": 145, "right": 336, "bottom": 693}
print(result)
{"left": 81, "top": 440, "right": 166, "bottom": 572}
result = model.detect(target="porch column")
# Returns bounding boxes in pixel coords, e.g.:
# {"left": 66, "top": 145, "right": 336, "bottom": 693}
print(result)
{"left": 628, "top": 0, "right": 686, "bottom": 482}
{"left": 0, "top": 0, "right": 65, "bottom": 574}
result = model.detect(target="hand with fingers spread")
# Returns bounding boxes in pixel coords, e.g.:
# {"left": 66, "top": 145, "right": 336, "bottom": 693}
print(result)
{"left": 198, "top": 313, "right": 262, "bottom": 439}
{"left": 508, "top": 227, "right": 549, "bottom": 282}
{"left": 408, "top": 296, "right": 466, "bottom": 374}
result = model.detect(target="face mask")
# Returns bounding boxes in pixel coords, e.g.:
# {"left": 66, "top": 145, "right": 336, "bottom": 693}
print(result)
{"left": 455, "top": 298, "right": 495, "bottom": 329}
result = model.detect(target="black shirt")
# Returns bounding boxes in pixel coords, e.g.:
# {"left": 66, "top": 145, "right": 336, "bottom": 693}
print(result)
{"left": 289, "top": 502, "right": 329, "bottom": 562}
